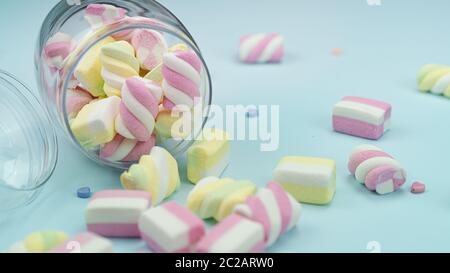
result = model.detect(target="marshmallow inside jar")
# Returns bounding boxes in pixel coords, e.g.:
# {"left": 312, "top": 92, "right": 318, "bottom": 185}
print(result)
{"left": 35, "top": 0, "right": 212, "bottom": 170}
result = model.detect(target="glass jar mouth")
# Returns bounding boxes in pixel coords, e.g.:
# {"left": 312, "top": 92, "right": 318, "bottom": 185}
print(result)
{"left": 0, "top": 70, "right": 58, "bottom": 193}
{"left": 59, "top": 21, "right": 212, "bottom": 169}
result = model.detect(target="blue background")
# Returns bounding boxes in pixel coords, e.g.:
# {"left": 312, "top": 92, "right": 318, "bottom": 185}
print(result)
{"left": 1, "top": 0, "right": 450, "bottom": 253}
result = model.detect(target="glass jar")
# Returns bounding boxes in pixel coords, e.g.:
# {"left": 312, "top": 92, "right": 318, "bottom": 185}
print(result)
{"left": 36, "top": 0, "right": 212, "bottom": 169}
{"left": 0, "top": 0, "right": 211, "bottom": 210}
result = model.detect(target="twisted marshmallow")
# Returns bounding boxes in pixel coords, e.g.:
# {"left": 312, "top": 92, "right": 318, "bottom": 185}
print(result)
{"left": 115, "top": 77, "right": 162, "bottom": 141}
{"left": 66, "top": 86, "right": 93, "bottom": 119}
{"left": 100, "top": 134, "right": 156, "bottom": 162}
{"left": 234, "top": 182, "right": 302, "bottom": 247}
{"left": 100, "top": 41, "right": 140, "bottom": 97}
{"left": 44, "top": 32, "right": 75, "bottom": 69}
{"left": 162, "top": 50, "right": 202, "bottom": 109}
{"left": 417, "top": 64, "right": 450, "bottom": 97}
{"left": 85, "top": 4, "right": 126, "bottom": 29}
{"left": 239, "top": 33, "right": 284, "bottom": 63}
{"left": 131, "top": 29, "right": 167, "bottom": 71}
{"left": 348, "top": 145, "right": 406, "bottom": 194}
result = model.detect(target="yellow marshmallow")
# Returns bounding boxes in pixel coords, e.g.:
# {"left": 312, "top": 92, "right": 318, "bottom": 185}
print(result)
{"left": 273, "top": 156, "right": 336, "bottom": 205}
{"left": 100, "top": 41, "right": 140, "bottom": 97}
{"left": 71, "top": 96, "right": 121, "bottom": 148}
{"left": 8, "top": 231, "right": 68, "bottom": 253}
{"left": 121, "top": 147, "right": 180, "bottom": 205}
{"left": 187, "top": 177, "right": 256, "bottom": 222}
{"left": 187, "top": 128, "right": 230, "bottom": 184}
{"left": 74, "top": 36, "right": 115, "bottom": 97}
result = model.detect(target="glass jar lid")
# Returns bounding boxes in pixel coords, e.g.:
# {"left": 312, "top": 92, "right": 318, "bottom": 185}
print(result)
{"left": 0, "top": 70, "right": 58, "bottom": 210}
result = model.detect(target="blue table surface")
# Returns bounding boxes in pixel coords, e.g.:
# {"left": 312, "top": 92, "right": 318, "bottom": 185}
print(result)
{"left": 1, "top": 0, "right": 450, "bottom": 253}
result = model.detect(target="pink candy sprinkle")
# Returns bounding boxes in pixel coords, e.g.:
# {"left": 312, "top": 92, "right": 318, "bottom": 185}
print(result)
{"left": 331, "top": 48, "right": 343, "bottom": 56}
{"left": 411, "top": 181, "right": 425, "bottom": 193}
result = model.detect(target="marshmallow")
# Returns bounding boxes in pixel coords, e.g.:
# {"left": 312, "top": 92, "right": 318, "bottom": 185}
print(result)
{"left": 44, "top": 32, "right": 75, "bottom": 69}
{"left": 234, "top": 182, "right": 302, "bottom": 247}
{"left": 115, "top": 77, "right": 162, "bottom": 141}
{"left": 131, "top": 29, "right": 167, "bottom": 71}
{"left": 162, "top": 50, "right": 202, "bottom": 109}
{"left": 70, "top": 96, "right": 121, "bottom": 148}
{"left": 100, "top": 41, "right": 140, "bottom": 97}
{"left": 187, "top": 177, "right": 257, "bottom": 221}
{"left": 138, "top": 201, "right": 206, "bottom": 253}
{"left": 333, "top": 96, "right": 392, "bottom": 140}
{"left": 417, "top": 64, "right": 450, "bottom": 97}
{"left": 273, "top": 156, "right": 336, "bottom": 205}
{"left": 66, "top": 86, "right": 94, "bottom": 119}
{"left": 85, "top": 190, "right": 152, "bottom": 238}
{"left": 143, "top": 44, "right": 189, "bottom": 85}
{"left": 121, "top": 146, "right": 180, "bottom": 205}
{"left": 100, "top": 134, "right": 156, "bottom": 162}
{"left": 144, "top": 63, "right": 164, "bottom": 84}
{"left": 348, "top": 145, "right": 406, "bottom": 195}
{"left": 7, "top": 231, "right": 68, "bottom": 253}
{"left": 75, "top": 36, "right": 115, "bottom": 97}
{"left": 85, "top": 4, "right": 126, "bottom": 29}
{"left": 195, "top": 214, "right": 265, "bottom": 253}
{"left": 154, "top": 108, "right": 192, "bottom": 139}
{"left": 50, "top": 232, "right": 113, "bottom": 253}
{"left": 239, "top": 33, "right": 284, "bottom": 63}
{"left": 187, "top": 129, "right": 230, "bottom": 184}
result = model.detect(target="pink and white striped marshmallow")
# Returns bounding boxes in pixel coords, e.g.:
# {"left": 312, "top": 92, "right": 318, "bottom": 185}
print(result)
{"left": 138, "top": 201, "right": 206, "bottom": 253}
{"left": 44, "top": 32, "right": 75, "bottom": 69}
{"left": 131, "top": 29, "right": 167, "bottom": 71}
{"left": 162, "top": 50, "right": 202, "bottom": 109}
{"left": 234, "top": 182, "right": 302, "bottom": 247}
{"left": 85, "top": 190, "right": 152, "bottom": 238}
{"left": 195, "top": 214, "right": 266, "bottom": 253}
{"left": 333, "top": 96, "right": 392, "bottom": 140}
{"left": 100, "top": 134, "right": 156, "bottom": 162}
{"left": 115, "top": 77, "right": 162, "bottom": 142}
{"left": 50, "top": 232, "right": 113, "bottom": 253}
{"left": 348, "top": 145, "right": 406, "bottom": 195}
{"left": 239, "top": 33, "right": 284, "bottom": 64}
{"left": 84, "top": 4, "right": 126, "bottom": 29}
{"left": 66, "top": 86, "right": 93, "bottom": 119}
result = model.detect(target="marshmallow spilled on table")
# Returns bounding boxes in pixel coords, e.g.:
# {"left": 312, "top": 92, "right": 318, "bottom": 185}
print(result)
{"left": 138, "top": 201, "right": 205, "bottom": 253}
{"left": 121, "top": 146, "right": 180, "bottom": 205}
{"left": 187, "top": 177, "right": 257, "bottom": 222}
{"left": 85, "top": 190, "right": 152, "bottom": 238}
{"left": 187, "top": 128, "right": 230, "bottom": 184}
{"left": 348, "top": 144, "right": 406, "bottom": 195}
{"left": 51, "top": 232, "right": 113, "bottom": 253}
{"left": 7, "top": 231, "right": 68, "bottom": 253}
{"left": 234, "top": 182, "right": 302, "bottom": 247}
{"left": 239, "top": 33, "right": 284, "bottom": 64}
{"left": 417, "top": 64, "right": 450, "bottom": 98}
{"left": 195, "top": 214, "right": 265, "bottom": 253}
{"left": 333, "top": 96, "right": 391, "bottom": 140}
{"left": 273, "top": 156, "right": 336, "bottom": 205}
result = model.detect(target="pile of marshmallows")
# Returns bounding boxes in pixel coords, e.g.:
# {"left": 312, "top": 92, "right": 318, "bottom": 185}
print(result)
{"left": 45, "top": 4, "right": 203, "bottom": 162}
{"left": 17, "top": 3, "right": 426, "bottom": 254}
